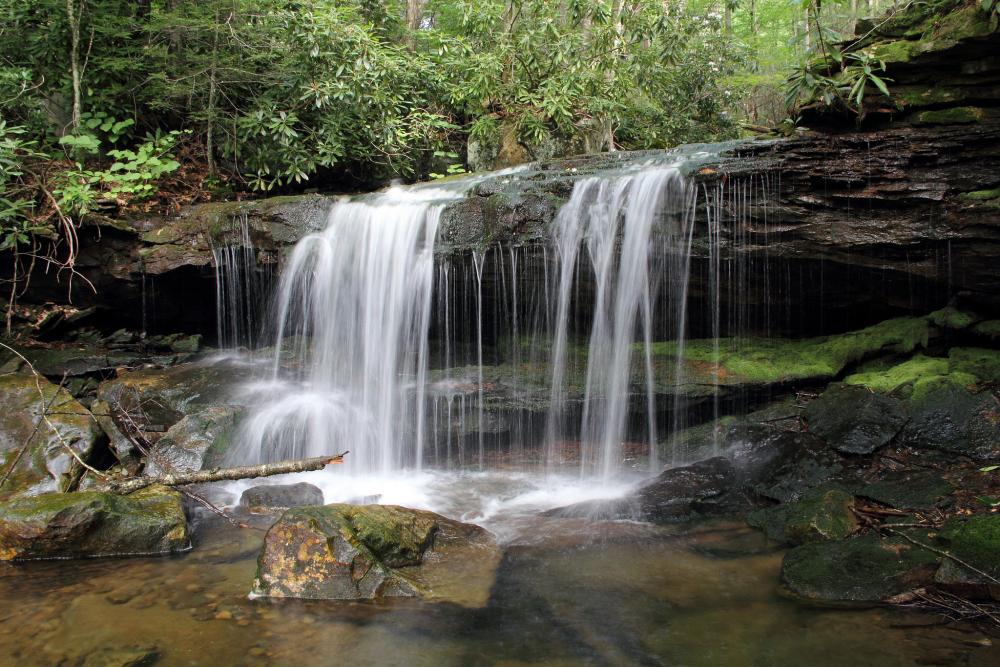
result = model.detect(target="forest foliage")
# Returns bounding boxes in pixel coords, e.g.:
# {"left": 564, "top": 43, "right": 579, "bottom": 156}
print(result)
{"left": 0, "top": 0, "right": 921, "bottom": 256}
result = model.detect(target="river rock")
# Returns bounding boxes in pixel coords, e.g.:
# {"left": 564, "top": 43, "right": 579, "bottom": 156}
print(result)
{"left": 899, "top": 382, "right": 1000, "bottom": 459}
{"left": 144, "top": 406, "right": 241, "bottom": 475}
{"left": 636, "top": 456, "right": 737, "bottom": 522}
{"left": 239, "top": 482, "right": 324, "bottom": 513}
{"left": 0, "top": 372, "right": 102, "bottom": 501}
{"left": 804, "top": 383, "right": 908, "bottom": 455}
{"left": 747, "top": 485, "right": 859, "bottom": 545}
{"left": 251, "top": 504, "right": 501, "bottom": 606}
{"left": 0, "top": 485, "right": 189, "bottom": 560}
{"left": 780, "top": 533, "right": 939, "bottom": 603}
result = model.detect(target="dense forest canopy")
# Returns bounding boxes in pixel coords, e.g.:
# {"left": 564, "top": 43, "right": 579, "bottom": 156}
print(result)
{"left": 0, "top": 0, "right": 929, "bottom": 255}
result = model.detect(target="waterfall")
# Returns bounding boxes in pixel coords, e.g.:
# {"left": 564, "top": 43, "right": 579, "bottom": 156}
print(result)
{"left": 226, "top": 154, "right": 769, "bottom": 480}
{"left": 231, "top": 186, "right": 460, "bottom": 475}
{"left": 544, "top": 167, "right": 698, "bottom": 479}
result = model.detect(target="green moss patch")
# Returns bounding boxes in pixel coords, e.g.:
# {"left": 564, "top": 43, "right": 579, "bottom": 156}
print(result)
{"left": 652, "top": 316, "right": 930, "bottom": 386}
{"left": 912, "top": 106, "right": 986, "bottom": 125}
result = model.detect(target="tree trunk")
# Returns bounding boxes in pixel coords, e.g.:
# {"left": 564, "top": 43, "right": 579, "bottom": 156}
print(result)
{"left": 109, "top": 453, "right": 348, "bottom": 494}
{"left": 67, "top": 0, "right": 83, "bottom": 131}
{"left": 405, "top": 0, "right": 424, "bottom": 48}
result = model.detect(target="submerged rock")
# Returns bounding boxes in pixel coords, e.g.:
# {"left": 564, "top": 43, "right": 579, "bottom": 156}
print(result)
{"left": 0, "top": 485, "right": 188, "bottom": 560}
{"left": 804, "top": 383, "right": 908, "bottom": 455}
{"left": 780, "top": 533, "right": 938, "bottom": 603}
{"left": 747, "top": 485, "right": 859, "bottom": 545}
{"left": 239, "top": 482, "right": 324, "bottom": 513}
{"left": 251, "top": 504, "right": 501, "bottom": 606}
{"left": 0, "top": 372, "right": 102, "bottom": 501}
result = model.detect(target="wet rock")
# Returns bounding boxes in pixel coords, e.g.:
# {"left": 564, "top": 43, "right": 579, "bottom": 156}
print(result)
{"left": 780, "top": 533, "right": 939, "bottom": 603}
{"left": 804, "top": 383, "right": 908, "bottom": 455}
{"left": 251, "top": 504, "right": 501, "bottom": 606}
{"left": 0, "top": 485, "right": 189, "bottom": 560}
{"left": 752, "top": 433, "right": 846, "bottom": 503}
{"left": 899, "top": 382, "right": 1000, "bottom": 460}
{"left": 747, "top": 485, "right": 859, "bottom": 545}
{"left": 856, "top": 471, "right": 954, "bottom": 511}
{"left": 933, "top": 515, "right": 1000, "bottom": 598}
{"left": 636, "top": 457, "right": 737, "bottom": 523}
{"left": 0, "top": 372, "right": 101, "bottom": 501}
{"left": 239, "top": 482, "right": 324, "bottom": 513}
{"left": 724, "top": 425, "right": 808, "bottom": 487}
{"left": 144, "top": 406, "right": 241, "bottom": 475}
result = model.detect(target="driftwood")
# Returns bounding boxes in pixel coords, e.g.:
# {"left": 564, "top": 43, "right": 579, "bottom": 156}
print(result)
{"left": 108, "top": 453, "right": 348, "bottom": 494}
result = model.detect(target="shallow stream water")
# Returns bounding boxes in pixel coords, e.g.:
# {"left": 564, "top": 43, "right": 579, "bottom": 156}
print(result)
{"left": 1, "top": 471, "right": 997, "bottom": 666}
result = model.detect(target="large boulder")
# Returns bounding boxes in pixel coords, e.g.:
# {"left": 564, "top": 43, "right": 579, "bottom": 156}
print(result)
{"left": 0, "top": 485, "right": 189, "bottom": 560}
{"left": 239, "top": 482, "right": 324, "bottom": 513}
{"left": 804, "top": 383, "right": 908, "bottom": 455}
{"left": 780, "top": 533, "right": 939, "bottom": 603}
{"left": 251, "top": 504, "right": 501, "bottom": 607}
{"left": 0, "top": 372, "right": 102, "bottom": 501}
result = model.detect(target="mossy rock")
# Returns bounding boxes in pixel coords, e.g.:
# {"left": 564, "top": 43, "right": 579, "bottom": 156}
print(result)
{"left": 654, "top": 316, "right": 931, "bottom": 388}
{"left": 748, "top": 485, "right": 858, "bottom": 545}
{"left": 856, "top": 472, "right": 954, "bottom": 511}
{"left": 0, "top": 485, "right": 188, "bottom": 560}
{"left": 912, "top": 107, "right": 987, "bottom": 125}
{"left": 0, "top": 372, "right": 101, "bottom": 501}
{"left": 780, "top": 533, "right": 939, "bottom": 603}
{"left": 972, "top": 320, "right": 1000, "bottom": 339}
{"left": 804, "top": 383, "right": 908, "bottom": 455}
{"left": 937, "top": 515, "right": 1000, "bottom": 581}
{"left": 251, "top": 504, "right": 501, "bottom": 606}
{"left": 927, "top": 306, "right": 980, "bottom": 330}
{"left": 843, "top": 347, "right": 1000, "bottom": 400}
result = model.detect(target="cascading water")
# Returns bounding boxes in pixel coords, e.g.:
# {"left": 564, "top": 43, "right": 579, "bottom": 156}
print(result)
{"left": 544, "top": 167, "right": 697, "bottom": 479}
{"left": 226, "top": 151, "right": 771, "bottom": 487}
{"left": 230, "top": 185, "right": 461, "bottom": 475}
{"left": 212, "top": 213, "right": 274, "bottom": 349}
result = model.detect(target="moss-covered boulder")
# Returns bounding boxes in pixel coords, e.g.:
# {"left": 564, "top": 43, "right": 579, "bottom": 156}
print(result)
{"left": 0, "top": 485, "right": 188, "bottom": 560}
{"left": 0, "top": 372, "right": 102, "bottom": 501}
{"left": 251, "top": 504, "right": 501, "bottom": 606}
{"left": 780, "top": 533, "right": 939, "bottom": 603}
{"left": 748, "top": 486, "right": 859, "bottom": 545}
{"left": 933, "top": 515, "right": 1000, "bottom": 596}
{"left": 804, "top": 383, "right": 908, "bottom": 455}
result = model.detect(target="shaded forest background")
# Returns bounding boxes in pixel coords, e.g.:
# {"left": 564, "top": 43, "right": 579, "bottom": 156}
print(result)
{"left": 0, "top": 0, "right": 957, "bottom": 258}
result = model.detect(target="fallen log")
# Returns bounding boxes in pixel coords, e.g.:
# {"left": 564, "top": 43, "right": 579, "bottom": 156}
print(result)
{"left": 109, "top": 452, "right": 348, "bottom": 495}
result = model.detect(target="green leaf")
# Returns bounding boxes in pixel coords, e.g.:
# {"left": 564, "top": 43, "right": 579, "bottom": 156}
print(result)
{"left": 869, "top": 74, "right": 891, "bottom": 98}
{"left": 980, "top": 465, "right": 1000, "bottom": 472}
